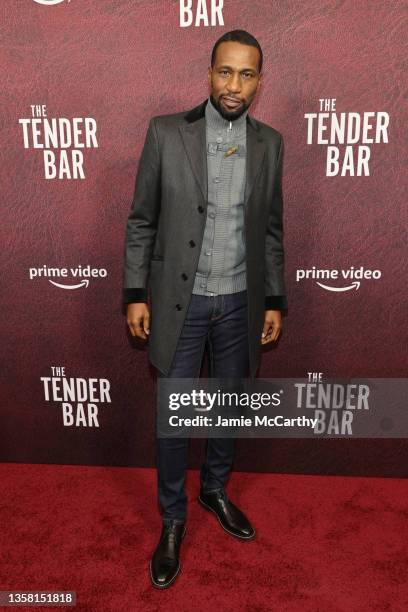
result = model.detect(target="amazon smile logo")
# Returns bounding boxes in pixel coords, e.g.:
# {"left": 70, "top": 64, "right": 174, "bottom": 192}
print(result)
{"left": 33, "top": 0, "right": 68, "bottom": 5}
{"left": 29, "top": 265, "right": 107, "bottom": 289}
{"left": 296, "top": 266, "right": 381, "bottom": 292}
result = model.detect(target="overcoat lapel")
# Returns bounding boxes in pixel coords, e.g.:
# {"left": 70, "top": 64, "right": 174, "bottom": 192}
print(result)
{"left": 244, "top": 117, "right": 266, "bottom": 208}
{"left": 179, "top": 116, "right": 208, "bottom": 203}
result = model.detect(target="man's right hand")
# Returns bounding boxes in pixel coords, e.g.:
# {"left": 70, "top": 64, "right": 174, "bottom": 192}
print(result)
{"left": 127, "top": 303, "right": 150, "bottom": 341}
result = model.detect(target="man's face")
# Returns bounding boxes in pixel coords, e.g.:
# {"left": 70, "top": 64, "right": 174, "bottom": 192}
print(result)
{"left": 208, "top": 41, "right": 262, "bottom": 121}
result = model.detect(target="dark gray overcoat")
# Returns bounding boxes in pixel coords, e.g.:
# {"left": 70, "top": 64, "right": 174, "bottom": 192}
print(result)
{"left": 123, "top": 98, "right": 288, "bottom": 379}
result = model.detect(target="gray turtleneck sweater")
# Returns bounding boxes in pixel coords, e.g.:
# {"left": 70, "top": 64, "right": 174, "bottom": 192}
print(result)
{"left": 192, "top": 96, "right": 248, "bottom": 296}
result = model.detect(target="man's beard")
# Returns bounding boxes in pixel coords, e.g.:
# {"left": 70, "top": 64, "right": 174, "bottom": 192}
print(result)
{"left": 210, "top": 94, "right": 250, "bottom": 121}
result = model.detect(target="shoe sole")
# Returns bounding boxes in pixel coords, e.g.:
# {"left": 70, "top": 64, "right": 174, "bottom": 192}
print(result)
{"left": 149, "top": 525, "right": 187, "bottom": 589}
{"left": 197, "top": 496, "right": 256, "bottom": 541}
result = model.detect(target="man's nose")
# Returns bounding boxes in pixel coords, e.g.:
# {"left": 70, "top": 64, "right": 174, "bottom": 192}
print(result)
{"left": 227, "top": 73, "right": 241, "bottom": 93}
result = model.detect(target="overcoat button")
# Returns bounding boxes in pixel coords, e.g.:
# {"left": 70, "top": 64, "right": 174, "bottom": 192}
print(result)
{"left": 175, "top": 304, "right": 183, "bottom": 310}
{"left": 181, "top": 273, "right": 188, "bottom": 281}
{"left": 189, "top": 240, "right": 196, "bottom": 247}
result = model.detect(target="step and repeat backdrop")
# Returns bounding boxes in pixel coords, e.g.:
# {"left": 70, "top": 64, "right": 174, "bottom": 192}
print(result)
{"left": 1, "top": 1, "right": 406, "bottom": 475}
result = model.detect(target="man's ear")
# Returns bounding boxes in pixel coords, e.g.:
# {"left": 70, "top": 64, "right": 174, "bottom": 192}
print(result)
{"left": 207, "top": 66, "right": 212, "bottom": 87}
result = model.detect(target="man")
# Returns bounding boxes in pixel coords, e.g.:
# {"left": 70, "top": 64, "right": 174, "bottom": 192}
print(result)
{"left": 123, "top": 30, "right": 288, "bottom": 589}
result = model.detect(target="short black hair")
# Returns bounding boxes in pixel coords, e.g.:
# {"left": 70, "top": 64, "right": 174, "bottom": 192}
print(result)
{"left": 211, "top": 29, "right": 263, "bottom": 73}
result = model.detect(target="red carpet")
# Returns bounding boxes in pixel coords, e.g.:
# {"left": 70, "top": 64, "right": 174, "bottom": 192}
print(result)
{"left": 0, "top": 463, "right": 407, "bottom": 611}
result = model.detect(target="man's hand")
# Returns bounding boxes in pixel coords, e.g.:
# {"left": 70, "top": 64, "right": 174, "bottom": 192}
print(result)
{"left": 261, "top": 309, "right": 282, "bottom": 345}
{"left": 127, "top": 303, "right": 150, "bottom": 341}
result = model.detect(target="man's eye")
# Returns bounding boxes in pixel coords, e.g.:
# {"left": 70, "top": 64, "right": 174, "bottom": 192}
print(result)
{"left": 220, "top": 70, "right": 230, "bottom": 76}
{"left": 243, "top": 73, "right": 252, "bottom": 78}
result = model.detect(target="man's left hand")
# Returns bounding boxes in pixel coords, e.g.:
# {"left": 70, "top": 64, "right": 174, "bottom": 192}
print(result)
{"left": 261, "top": 310, "right": 282, "bottom": 345}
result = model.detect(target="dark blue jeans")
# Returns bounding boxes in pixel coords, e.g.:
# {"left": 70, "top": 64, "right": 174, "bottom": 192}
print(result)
{"left": 156, "top": 290, "right": 250, "bottom": 523}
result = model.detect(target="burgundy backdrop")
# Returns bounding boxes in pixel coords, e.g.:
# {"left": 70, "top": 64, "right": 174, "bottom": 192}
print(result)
{"left": 1, "top": 1, "right": 407, "bottom": 476}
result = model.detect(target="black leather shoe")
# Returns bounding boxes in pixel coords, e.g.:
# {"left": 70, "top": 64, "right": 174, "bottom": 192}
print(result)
{"left": 198, "top": 489, "right": 255, "bottom": 540}
{"left": 150, "top": 520, "right": 186, "bottom": 589}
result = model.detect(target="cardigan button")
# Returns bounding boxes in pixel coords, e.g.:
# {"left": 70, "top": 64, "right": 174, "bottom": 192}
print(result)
{"left": 175, "top": 304, "right": 183, "bottom": 311}
{"left": 197, "top": 205, "right": 204, "bottom": 213}
{"left": 189, "top": 240, "right": 196, "bottom": 247}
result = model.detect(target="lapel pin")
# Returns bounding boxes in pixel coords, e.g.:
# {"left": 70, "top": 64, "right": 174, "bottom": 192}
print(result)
{"left": 225, "top": 146, "right": 238, "bottom": 157}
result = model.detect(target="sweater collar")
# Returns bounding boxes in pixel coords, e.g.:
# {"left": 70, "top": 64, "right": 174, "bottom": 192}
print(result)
{"left": 205, "top": 96, "right": 248, "bottom": 135}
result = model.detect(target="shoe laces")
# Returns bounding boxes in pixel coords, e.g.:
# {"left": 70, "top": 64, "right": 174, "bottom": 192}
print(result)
{"left": 163, "top": 521, "right": 184, "bottom": 540}
{"left": 216, "top": 489, "right": 229, "bottom": 503}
